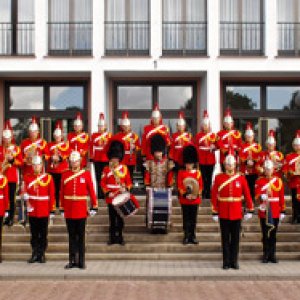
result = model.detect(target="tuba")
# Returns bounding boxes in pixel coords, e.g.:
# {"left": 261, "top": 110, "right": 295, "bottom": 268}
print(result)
{"left": 183, "top": 177, "right": 199, "bottom": 199}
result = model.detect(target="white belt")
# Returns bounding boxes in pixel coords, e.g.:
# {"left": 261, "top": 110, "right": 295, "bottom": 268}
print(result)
{"left": 174, "top": 146, "right": 183, "bottom": 149}
{"left": 267, "top": 197, "right": 279, "bottom": 202}
{"left": 106, "top": 184, "right": 121, "bottom": 189}
{"left": 28, "top": 195, "right": 49, "bottom": 201}
{"left": 93, "top": 146, "right": 104, "bottom": 151}
{"left": 198, "top": 146, "right": 211, "bottom": 150}
{"left": 125, "top": 151, "right": 131, "bottom": 155}
{"left": 0, "top": 195, "right": 3, "bottom": 199}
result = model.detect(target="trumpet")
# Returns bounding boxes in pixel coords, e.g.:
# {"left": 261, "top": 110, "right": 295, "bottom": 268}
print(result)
{"left": 51, "top": 146, "right": 60, "bottom": 169}
{"left": 25, "top": 145, "right": 37, "bottom": 165}
{"left": 0, "top": 146, "right": 14, "bottom": 174}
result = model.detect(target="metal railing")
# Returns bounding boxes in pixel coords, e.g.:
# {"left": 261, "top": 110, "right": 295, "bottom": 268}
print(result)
{"left": 105, "top": 21, "right": 150, "bottom": 56}
{"left": 48, "top": 22, "right": 92, "bottom": 56}
{"left": 162, "top": 21, "right": 207, "bottom": 56}
{"left": 220, "top": 22, "right": 264, "bottom": 55}
{"left": 278, "top": 22, "right": 300, "bottom": 56}
{"left": 0, "top": 22, "right": 34, "bottom": 55}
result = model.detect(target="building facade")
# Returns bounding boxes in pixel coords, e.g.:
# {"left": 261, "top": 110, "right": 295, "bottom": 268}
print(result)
{"left": 0, "top": 0, "right": 300, "bottom": 162}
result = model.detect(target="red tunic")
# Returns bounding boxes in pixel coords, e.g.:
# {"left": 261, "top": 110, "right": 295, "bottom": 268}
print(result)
{"left": 45, "top": 141, "right": 70, "bottom": 174}
{"left": 20, "top": 138, "right": 47, "bottom": 176}
{"left": 90, "top": 131, "right": 112, "bottom": 162}
{"left": 113, "top": 131, "right": 141, "bottom": 166}
{"left": 169, "top": 131, "right": 192, "bottom": 166}
{"left": 67, "top": 132, "right": 89, "bottom": 168}
{"left": 256, "top": 150, "right": 284, "bottom": 177}
{"left": 141, "top": 124, "right": 171, "bottom": 160}
{"left": 283, "top": 153, "right": 300, "bottom": 189}
{"left": 0, "top": 175, "right": 9, "bottom": 217}
{"left": 0, "top": 144, "right": 23, "bottom": 182}
{"left": 238, "top": 142, "right": 262, "bottom": 175}
{"left": 194, "top": 131, "right": 216, "bottom": 165}
{"left": 100, "top": 164, "right": 135, "bottom": 205}
{"left": 211, "top": 172, "right": 254, "bottom": 220}
{"left": 255, "top": 176, "right": 285, "bottom": 219}
{"left": 23, "top": 173, "right": 55, "bottom": 218}
{"left": 177, "top": 169, "right": 203, "bottom": 205}
{"left": 216, "top": 129, "right": 242, "bottom": 164}
{"left": 60, "top": 169, "right": 98, "bottom": 219}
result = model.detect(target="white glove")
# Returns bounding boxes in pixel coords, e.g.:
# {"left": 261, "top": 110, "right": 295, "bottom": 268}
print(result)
{"left": 244, "top": 213, "right": 253, "bottom": 221}
{"left": 61, "top": 211, "right": 64, "bottom": 218}
{"left": 261, "top": 194, "right": 268, "bottom": 201}
{"left": 212, "top": 215, "right": 219, "bottom": 222}
{"left": 280, "top": 213, "right": 285, "bottom": 221}
{"left": 27, "top": 206, "right": 34, "bottom": 213}
{"left": 4, "top": 211, "right": 9, "bottom": 218}
{"left": 23, "top": 193, "right": 29, "bottom": 201}
{"left": 50, "top": 213, "right": 55, "bottom": 220}
{"left": 89, "top": 210, "right": 97, "bottom": 217}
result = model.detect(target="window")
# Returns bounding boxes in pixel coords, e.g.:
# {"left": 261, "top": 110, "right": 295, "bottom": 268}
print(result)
{"left": 267, "top": 86, "right": 300, "bottom": 110}
{"left": 10, "top": 86, "right": 44, "bottom": 110}
{"left": 0, "top": 0, "right": 34, "bottom": 55}
{"left": 48, "top": 0, "right": 92, "bottom": 56}
{"left": 105, "top": 0, "right": 150, "bottom": 56}
{"left": 50, "top": 86, "right": 84, "bottom": 110}
{"left": 278, "top": 0, "right": 300, "bottom": 56}
{"left": 162, "top": 0, "right": 207, "bottom": 56}
{"left": 220, "top": 0, "right": 264, "bottom": 55}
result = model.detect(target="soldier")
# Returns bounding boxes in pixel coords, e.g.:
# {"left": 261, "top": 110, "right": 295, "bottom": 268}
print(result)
{"left": 283, "top": 130, "right": 300, "bottom": 224}
{"left": 21, "top": 155, "right": 55, "bottom": 264}
{"left": 255, "top": 159, "right": 285, "bottom": 263}
{"left": 45, "top": 121, "right": 70, "bottom": 209}
{"left": 169, "top": 111, "right": 192, "bottom": 172}
{"left": 194, "top": 110, "right": 216, "bottom": 199}
{"left": 177, "top": 144, "right": 203, "bottom": 245}
{"left": 0, "top": 120, "right": 23, "bottom": 226}
{"left": 67, "top": 112, "right": 89, "bottom": 168}
{"left": 113, "top": 111, "right": 141, "bottom": 181}
{"left": 141, "top": 103, "right": 171, "bottom": 161}
{"left": 60, "top": 150, "right": 98, "bottom": 269}
{"left": 90, "top": 113, "right": 112, "bottom": 199}
{"left": 256, "top": 129, "right": 284, "bottom": 178}
{"left": 211, "top": 149, "right": 254, "bottom": 270}
{"left": 21, "top": 117, "right": 47, "bottom": 177}
{"left": 0, "top": 170, "right": 9, "bottom": 262}
{"left": 101, "top": 140, "right": 136, "bottom": 245}
{"left": 239, "top": 122, "right": 262, "bottom": 203}
{"left": 216, "top": 108, "right": 242, "bottom": 171}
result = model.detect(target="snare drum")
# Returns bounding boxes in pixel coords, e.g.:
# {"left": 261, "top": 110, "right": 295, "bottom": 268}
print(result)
{"left": 146, "top": 188, "right": 172, "bottom": 231}
{"left": 112, "top": 192, "right": 139, "bottom": 218}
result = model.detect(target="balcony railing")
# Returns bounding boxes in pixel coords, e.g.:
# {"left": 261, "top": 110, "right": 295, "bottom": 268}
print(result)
{"left": 278, "top": 22, "right": 300, "bottom": 56}
{"left": 162, "top": 21, "right": 207, "bottom": 56}
{"left": 0, "top": 22, "right": 34, "bottom": 56}
{"left": 105, "top": 21, "right": 150, "bottom": 56}
{"left": 220, "top": 22, "right": 264, "bottom": 56}
{"left": 48, "top": 22, "right": 92, "bottom": 56}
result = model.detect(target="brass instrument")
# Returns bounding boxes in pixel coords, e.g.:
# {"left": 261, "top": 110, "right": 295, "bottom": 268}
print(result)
{"left": 183, "top": 177, "right": 199, "bottom": 199}
{"left": 25, "top": 144, "right": 37, "bottom": 166}
{"left": 51, "top": 145, "right": 60, "bottom": 169}
{"left": 295, "top": 158, "right": 300, "bottom": 176}
{"left": 0, "top": 145, "right": 14, "bottom": 174}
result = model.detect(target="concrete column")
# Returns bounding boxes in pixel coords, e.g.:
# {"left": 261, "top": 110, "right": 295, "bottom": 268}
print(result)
{"left": 207, "top": 0, "right": 220, "bottom": 58}
{"left": 35, "top": 0, "right": 48, "bottom": 59}
{"left": 265, "top": 0, "right": 278, "bottom": 58}
{"left": 93, "top": 0, "right": 104, "bottom": 58}
{"left": 151, "top": 0, "right": 162, "bottom": 59}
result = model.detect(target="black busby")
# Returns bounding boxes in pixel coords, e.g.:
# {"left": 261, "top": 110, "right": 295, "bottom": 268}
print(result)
{"left": 150, "top": 134, "right": 166, "bottom": 156}
{"left": 182, "top": 144, "right": 198, "bottom": 165}
{"left": 107, "top": 140, "right": 124, "bottom": 161}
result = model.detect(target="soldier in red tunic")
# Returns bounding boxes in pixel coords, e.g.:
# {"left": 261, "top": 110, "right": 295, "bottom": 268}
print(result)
{"left": 101, "top": 140, "right": 137, "bottom": 245}
{"left": 211, "top": 149, "right": 254, "bottom": 270}
{"left": 255, "top": 159, "right": 285, "bottom": 263}
{"left": 21, "top": 155, "right": 55, "bottom": 264}
{"left": 177, "top": 144, "right": 203, "bottom": 244}
{"left": 141, "top": 103, "right": 171, "bottom": 161}
{"left": 0, "top": 120, "right": 23, "bottom": 226}
{"left": 0, "top": 171, "right": 9, "bottom": 262}
{"left": 60, "top": 150, "right": 98, "bottom": 269}
{"left": 90, "top": 113, "right": 112, "bottom": 199}
{"left": 45, "top": 121, "right": 70, "bottom": 209}
{"left": 67, "top": 112, "right": 89, "bottom": 168}
{"left": 113, "top": 111, "right": 141, "bottom": 181}
{"left": 216, "top": 108, "right": 242, "bottom": 171}
{"left": 194, "top": 110, "right": 216, "bottom": 199}
{"left": 283, "top": 130, "right": 300, "bottom": 223}
{"left": 256, "top": 129, "right": 284, "bottom": 178}
{"left": 169, "top": 111, "right": 192, "bottom": 172}
{"left": 21, "top": 117, "right": 47, "bottom": 177}
{"left": 238, "top": 122, "right": 262, "bottom": 203}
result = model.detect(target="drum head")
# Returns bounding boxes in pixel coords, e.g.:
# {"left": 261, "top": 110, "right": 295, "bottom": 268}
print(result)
{"left": 112, "top": 192, "right": 130, "bottom": 206}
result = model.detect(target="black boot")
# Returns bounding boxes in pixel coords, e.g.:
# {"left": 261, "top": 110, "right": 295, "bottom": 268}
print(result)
{"left": 38, "top": 250, "right": 46, "bottom": 263}
{"left": 262, "top": 243, "right": 269, "bottom": 263}
{"left": 78, "top": 253, "right": 86, "bottom": 269}
{"left": 64, "top": 254, "right": 76, "bottom": 269}
{"left": 118, "top": 232, "right": 125, "bottom": 246}
{"left": 27, "top": 250, "right": 38, "bottom": 263}
{"left": 182, "top": 232, "right": 189, "bottom": 245}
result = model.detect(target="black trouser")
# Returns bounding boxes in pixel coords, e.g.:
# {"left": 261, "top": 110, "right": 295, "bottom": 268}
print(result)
{"left": 200, "top": 165, "right": 214, "bottom": 199}
{"left": 108, "top": 204, "right": 124, "bottom": 243}
{"left": 50, "top": 173, "right": 61, "bottom": 209}
{"left": 93, "top": 161, "right": 108, "bottom": 199}
{"left": 260, "top": 218, "right": 279, "bottom": 260}
{"left": 220, "top": 219, "right": 241, "bottom": 266}
{"left": 29, "top": 217, "right": 49, "bottom": 258}
{"left": 245, "top": 174, "right": 258, "bottom": 204}
{"left": 6, "top": 182, "right": 17, "bottom": 222}
{"left": 66, "top": 218, "right": 86, "bottom": 265}
{"left": 128, "top": 165, "right": 134, "bottom": 182}
{"left": 181, "top": 204, "right": 198, "bottom": 239}
{"left": 291, "top": 188, "right": 300, "bottom": 223}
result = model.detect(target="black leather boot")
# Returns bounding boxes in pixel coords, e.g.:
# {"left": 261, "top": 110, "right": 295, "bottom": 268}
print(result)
{"left": 27, "top": 250, "right": 38, "bottom": 263}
